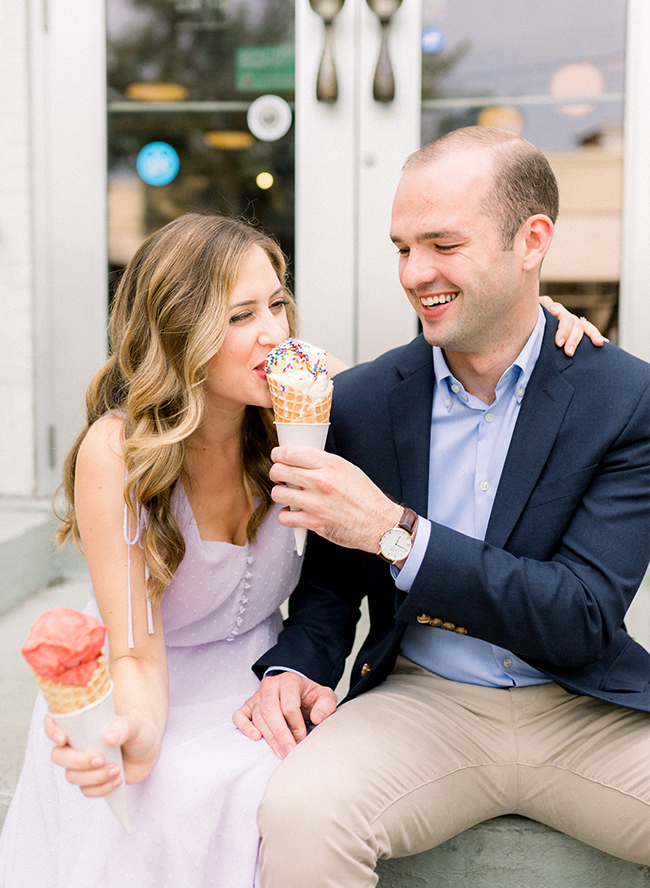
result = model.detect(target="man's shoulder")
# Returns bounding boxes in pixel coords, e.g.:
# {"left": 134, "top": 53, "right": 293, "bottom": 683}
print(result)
{"left": 557, "top": 337, "right": 650, "bottom": 397}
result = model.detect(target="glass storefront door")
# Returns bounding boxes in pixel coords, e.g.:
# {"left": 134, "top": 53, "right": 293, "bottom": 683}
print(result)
{"left": 107, "top": 0, "right": 296, "bottom": 288}
{"left": 419, "top": 0, "right": 627, "bottom": 340}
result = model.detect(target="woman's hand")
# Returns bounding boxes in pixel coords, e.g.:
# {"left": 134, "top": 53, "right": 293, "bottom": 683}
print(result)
{"left": 46, "top": 711, "right": 162, "bottom": 797}
{"left": 540, "top": 295, "right": 608, "bottom": 355}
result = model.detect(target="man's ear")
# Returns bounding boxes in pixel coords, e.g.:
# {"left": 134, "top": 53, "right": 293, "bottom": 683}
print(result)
{"left": 520, "top": 215, "right": 554, "bottom": 272}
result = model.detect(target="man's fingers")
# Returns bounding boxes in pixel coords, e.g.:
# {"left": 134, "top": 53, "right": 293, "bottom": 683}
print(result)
{"left": 232, "top": 704, "right": 262, "bottom": 741}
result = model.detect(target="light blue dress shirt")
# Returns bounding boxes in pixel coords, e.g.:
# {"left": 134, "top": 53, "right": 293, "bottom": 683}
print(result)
{"left": 398, "top": 307, "right": 552, "bottom": 687}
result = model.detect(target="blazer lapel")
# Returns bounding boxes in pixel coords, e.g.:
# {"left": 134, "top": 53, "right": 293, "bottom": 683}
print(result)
{"left": 486, "top": 326, "right": 575, "bottom": 548}
{"left": 387, "top": 336, "right": 434, "bottom": 517}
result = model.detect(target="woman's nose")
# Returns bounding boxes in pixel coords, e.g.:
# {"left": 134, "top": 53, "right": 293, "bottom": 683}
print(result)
{"left": 258, "top": 314, "right": 289, "bottom": 347}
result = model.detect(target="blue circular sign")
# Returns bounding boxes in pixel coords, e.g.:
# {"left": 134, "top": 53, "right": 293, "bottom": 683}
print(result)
{"left": 136, "top": 142, "right": 180, "bottom": 187}
{"left": 422, "top": 26, "right": 445, "bottom": 55}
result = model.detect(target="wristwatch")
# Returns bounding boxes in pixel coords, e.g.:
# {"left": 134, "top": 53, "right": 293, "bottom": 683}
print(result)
{"left": 378, "top": 507, "right": 418, "bottom": 564}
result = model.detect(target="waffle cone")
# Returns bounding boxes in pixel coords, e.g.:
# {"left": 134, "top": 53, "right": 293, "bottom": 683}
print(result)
{"left": 34, "top": 651, "right": 110, "bottom": 714}
{"left": 268, "top": 376, "right": 332, "bottom": 423}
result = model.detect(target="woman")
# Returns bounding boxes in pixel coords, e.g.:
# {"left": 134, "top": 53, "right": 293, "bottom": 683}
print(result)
{"left": 0, "top": 213, "right": 305, "bottom": 887}
{"left": 0, "top": 211, "right": 598, "bottom": 888}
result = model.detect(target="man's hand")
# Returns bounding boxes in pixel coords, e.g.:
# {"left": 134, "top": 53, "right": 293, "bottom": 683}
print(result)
{"left": 269, "top": 448, "right": 402, "bottom": 551}
{"left": 539, "top": 295, "right": 607, "bottom": 355}
{"left": 232, "top": 673, "right": 337, "bottom": 759}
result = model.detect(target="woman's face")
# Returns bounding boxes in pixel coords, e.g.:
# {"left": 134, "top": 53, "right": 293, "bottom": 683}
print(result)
{"left": 204, "top": 245, "right": 291, "bottom": 413}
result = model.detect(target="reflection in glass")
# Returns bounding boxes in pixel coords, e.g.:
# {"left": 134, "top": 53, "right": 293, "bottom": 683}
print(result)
{"left": 107, "top": 0, "right": 295, "bottom": 295}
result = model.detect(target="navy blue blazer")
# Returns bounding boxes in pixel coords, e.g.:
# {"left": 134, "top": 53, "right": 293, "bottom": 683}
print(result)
{"left": 256, "top": 312, "right": 650, "bottom": 712}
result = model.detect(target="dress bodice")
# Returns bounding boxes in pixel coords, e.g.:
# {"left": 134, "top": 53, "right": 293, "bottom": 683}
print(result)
{"left": 161, "top": 482, "right": 303, "bottom": 646}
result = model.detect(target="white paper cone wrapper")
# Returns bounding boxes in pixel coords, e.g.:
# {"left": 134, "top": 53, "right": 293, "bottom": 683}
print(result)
{"left": 275, "top": 422, "right": 330, "bottom": 556}
{"left": 51, "top": 680, "right": 132, "bottom": 833}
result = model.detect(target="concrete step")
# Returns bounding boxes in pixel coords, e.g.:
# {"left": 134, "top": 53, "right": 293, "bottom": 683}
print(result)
{"left": 376, "top": 815, "right": 650, "bottom": 887}
{"left": 0, "top": 497, "right": 85, "bottom": 617}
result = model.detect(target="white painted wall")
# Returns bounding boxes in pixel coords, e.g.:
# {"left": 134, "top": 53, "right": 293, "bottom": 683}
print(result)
{"left": 0, "top": 0, "right": 108, "bottom": 498}
{"left": 620, "top": 0, "right": 650, "bottom": 363}
{"left": 0, "top": 0, "right": 36, "bottom": 495}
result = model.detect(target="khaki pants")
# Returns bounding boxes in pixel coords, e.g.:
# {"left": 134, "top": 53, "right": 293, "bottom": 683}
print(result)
{"left": 258, "top": 657, "right": 650, "bottom": 888}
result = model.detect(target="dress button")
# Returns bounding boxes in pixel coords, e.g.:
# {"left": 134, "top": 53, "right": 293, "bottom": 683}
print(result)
{"left": 361, "top": 662, "right": 371, "bottom": 677}
{"left": 480, "top": 481, "right": 490, "bottom": 491}
{"left": 502, "top": 657, "right": 512, "bottom": 669}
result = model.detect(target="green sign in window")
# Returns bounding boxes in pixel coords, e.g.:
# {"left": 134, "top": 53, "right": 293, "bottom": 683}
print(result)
{"left": 235, "top": 45, "right": 295, "bottom": 92}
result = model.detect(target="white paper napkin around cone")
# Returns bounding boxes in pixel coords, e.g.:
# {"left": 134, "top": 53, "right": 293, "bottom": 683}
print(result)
{"left": 275, "top": 422, "right": 330, "bottom": 556}
{"left": 51, "top": 680, "right": 132, "bottom": 833}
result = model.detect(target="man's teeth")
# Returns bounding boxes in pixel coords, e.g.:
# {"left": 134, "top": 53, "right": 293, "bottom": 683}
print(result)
{"left": 421, "top": 293, "right": 457, "bottom": 307}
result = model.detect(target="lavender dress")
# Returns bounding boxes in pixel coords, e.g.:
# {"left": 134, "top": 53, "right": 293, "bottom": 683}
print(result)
{"left": 0, "top": 485, "right": 302, "bottom": 887}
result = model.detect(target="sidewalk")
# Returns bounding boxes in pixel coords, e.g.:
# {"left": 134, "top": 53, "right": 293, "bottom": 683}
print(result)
{"left": 0, "top": 573, "right": 92, "bottom": 828}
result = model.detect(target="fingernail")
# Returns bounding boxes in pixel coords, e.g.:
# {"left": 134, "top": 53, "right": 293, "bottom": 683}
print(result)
{"left": 567, "top": 346, "right": 575, "bottom": 355}
{"left": 284, "top": 745, "right": 294, "bottom": 757}
{"left": 112, "top": 775, "right": 123, "bottom": 787}
{"left": 107, "top": 765, "right": 120, "bottom": 778}
{"left": 556, "top": 338, "right": 565, "bottom": 347}
{"left": 105, "top": 731, "right": 119, "bottom": 745}
{"left": 90, "top": 756, "right": 104, "bottom": 767}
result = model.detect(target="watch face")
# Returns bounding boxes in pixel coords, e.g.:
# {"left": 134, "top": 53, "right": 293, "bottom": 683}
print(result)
{"left": 380, "top": 527, "right": 413, "bottom": 561}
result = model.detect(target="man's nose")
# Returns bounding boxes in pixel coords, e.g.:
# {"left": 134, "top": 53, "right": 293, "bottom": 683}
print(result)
{"left": 399, "top": 249, "right": 438, "bottom": 291}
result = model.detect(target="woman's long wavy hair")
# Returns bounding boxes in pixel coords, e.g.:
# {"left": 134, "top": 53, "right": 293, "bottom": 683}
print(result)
{"left": 56, "top": 213, "right": 297, "bottom": 600}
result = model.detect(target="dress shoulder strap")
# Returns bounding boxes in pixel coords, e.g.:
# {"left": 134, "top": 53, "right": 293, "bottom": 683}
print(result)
{"left": 123, "top": 498, "right": 155, "bottom": 649}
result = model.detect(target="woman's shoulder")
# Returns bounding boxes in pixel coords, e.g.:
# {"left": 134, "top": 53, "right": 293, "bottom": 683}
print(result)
{"left": 77, "top": 414, "right": 125, "bottom": 475}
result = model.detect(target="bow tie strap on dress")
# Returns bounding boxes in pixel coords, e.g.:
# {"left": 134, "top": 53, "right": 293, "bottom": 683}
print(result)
{"left": 123, "top": 501, "right": 155, "bottom": 649}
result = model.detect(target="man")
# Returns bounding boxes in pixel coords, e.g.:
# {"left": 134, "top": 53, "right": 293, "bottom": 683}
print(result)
{"left": 234, "top": 127, "right": 650, "bottom": 886}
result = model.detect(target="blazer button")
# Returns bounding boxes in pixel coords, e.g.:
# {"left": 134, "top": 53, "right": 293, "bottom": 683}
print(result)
{"left": 454, "top": 626, "right": 468, "bottom": 634}
{"left": 417, "top": 614, "right": 432, "bottom": 623}
{"left": 429, "top": 617, "right": 443, "bottom": 628}
{"left": 441, "top": 622, "right": 456, "bottom": 632}
{"left": 361, "top": 662, "right": 371, "bottom": 677}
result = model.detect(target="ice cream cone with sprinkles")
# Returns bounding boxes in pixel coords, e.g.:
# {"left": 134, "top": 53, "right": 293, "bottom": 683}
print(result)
{"left": 264, "top": 338, "right": 333, "bottom": 555}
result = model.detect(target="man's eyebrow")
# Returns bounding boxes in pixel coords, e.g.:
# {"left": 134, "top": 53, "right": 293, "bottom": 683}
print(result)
{"left": 390, "top": 230, "right": 462, "bottom": 244}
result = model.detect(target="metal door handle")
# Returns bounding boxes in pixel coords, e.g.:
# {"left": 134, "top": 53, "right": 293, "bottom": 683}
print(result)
{"left": 309, "top": 0, "right": 345, "bottom": 103}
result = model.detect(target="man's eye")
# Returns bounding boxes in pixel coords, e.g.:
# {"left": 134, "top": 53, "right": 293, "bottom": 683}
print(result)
{"left": 436, "top": 244, "right": 458, "bottom": 252}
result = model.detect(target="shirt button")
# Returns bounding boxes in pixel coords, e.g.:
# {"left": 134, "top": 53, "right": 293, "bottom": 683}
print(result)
{"left": 444, "top": 399, "right": 451, "bottom": 408}
{"left": 485, "top": 413, "right": 494, "bottom": 422}
{"left": 480, "top": 481, "right": 490, "bottom": 491}
{"left": 517, "top": 388, "right": 525, "bottom": 398}
{"left": 502, "top": 657, "right": 512, "bottom": 669}
{"left": 451, "top": 384, "right": 460, "bottom": 393}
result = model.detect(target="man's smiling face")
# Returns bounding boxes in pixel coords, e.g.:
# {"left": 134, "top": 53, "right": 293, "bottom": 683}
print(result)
{"left": 390, "top": 149, "right": 531, "bottom": 363}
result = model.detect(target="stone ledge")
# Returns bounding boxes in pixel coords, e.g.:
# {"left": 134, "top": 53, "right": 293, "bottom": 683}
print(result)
{"left": 376, "top": 815, "right": 650, "bottom": 887}
{"left": 0, "top": 498, "right": 85, "bottom": 617}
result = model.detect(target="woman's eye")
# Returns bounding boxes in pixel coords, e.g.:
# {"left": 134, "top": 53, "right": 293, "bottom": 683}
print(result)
{"left": 271, "top": 299, "right": 289, "bottom": 311}
{"left": 229, "top": 311, "right": 252, "bottom": 324}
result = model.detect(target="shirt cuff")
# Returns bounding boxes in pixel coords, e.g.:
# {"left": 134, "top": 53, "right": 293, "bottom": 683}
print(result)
{"left": 392, "top": 517, "right": 431, "bottom": 591}
{"left": 263, "top": 667, "right": 308, "bottom": 679}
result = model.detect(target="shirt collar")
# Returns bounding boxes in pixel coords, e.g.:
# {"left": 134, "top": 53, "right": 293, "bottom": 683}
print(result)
{"left": 432, "top": 305, "right": 547, "bottom": 411}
